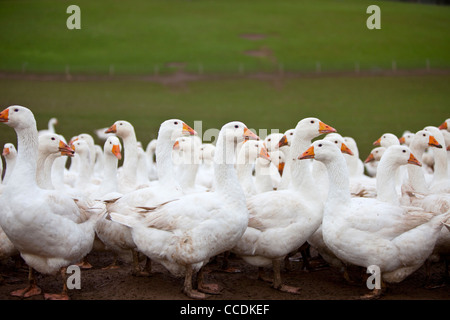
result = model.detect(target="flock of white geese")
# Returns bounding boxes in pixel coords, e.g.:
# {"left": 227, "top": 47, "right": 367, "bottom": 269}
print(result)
{"left": 0, "top": 105, "right": 449, "bottom": 300}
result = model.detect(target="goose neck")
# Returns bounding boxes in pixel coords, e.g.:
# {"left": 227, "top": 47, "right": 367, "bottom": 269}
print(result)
{"left": 8, "top": 126, "right": 39, "bottom": 189}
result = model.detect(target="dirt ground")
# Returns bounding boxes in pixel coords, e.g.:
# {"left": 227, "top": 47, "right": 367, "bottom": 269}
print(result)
{"left": 0, "top": 246, "right": 448, "bottom": 302}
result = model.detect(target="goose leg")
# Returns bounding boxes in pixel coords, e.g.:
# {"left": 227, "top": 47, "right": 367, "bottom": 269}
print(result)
{"left": 102, "top": 252, "right": 120, "bottom": 270}
{"left": 197, "top": 266, "right": 221, "bottom": 295}
{"left": 131, "top": 249, "right": 150, "bottom": 277}
{"left": 183, "top": 265, "right": 206, "bottom": 299}
{"left": 44, "top": 267, "right": 70, "bottom": 300}
{"left": 272, "top": 259, "right": 301, "bottom": 294}
{"left": 258, "top": 267, "right": 273, "bottom": 283}
{"left": 221, "top": 251, "right": 241, "bottom": 273}
{"left": 10, "top": 267, "right": 42, "bottom": 298}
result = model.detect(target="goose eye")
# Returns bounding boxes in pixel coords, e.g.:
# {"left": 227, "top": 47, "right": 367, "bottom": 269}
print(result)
{"left": 310, "top": 120, "right": 315, "bottom": 124}
{"left": 268, "top": 138, "right": 271, "bottom": 141}
{"left": 318, "top": 144, "right": 322, "bottom": 147}
{"left": 334, "top": 141, "right": 338, "bottom": 144}
{"left": 174, "top": 121, "right": 178, "bottom": 125}
{"left": 234, "top": 125, "right": 239, "bottom": 129}
{"left": 402, "top": 150, "right": 406, "bottom": 153}
{"left": 14, "top": 108, "right": 19, "bottom": 112}
{"left": 423, "top": 134, "right": 426, "bottom": 137}
{"left": 290, "top": 133, "right": 293, "bottom": 135}
{"left": 51, "top": 137, "right": 56, "bottom": 141}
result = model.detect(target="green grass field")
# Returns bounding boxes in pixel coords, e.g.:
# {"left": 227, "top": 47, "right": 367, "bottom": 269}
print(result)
{"left": 0, "top": 0, "right": 449, "bottom": 74}
{"left": 1, "top": 73, "right": 448, "bottom": 160}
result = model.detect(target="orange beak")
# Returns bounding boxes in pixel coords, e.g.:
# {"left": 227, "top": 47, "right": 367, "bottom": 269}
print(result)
{"left": 340, "top": 143, "right": 354, "bottom": 156}
{"left": 2, "top": 147, "right": 10, "bottom": 156}
{"left": 244, "top": 128, "right": 259, "bottom": 141}
{"left": 105, "top": 124, "right": 117, "bottom": 134}
{"left": 173, "top": 140, "right": 180, "bottom": 150}
{"left": 428, "top": 135, "right": 442, "bottom": 148}
{"left": 364, "top": 153, "right": 375, "bottom": 163}
{"left": 182, "top": 123, "right": 197, "bottom": 136}
{"left": 258, "top": 146, "right": 271, "bottom": 161}
{"left": 59, "top": 140, "right": 75, "bottom": 157}
{"left": 111, "top": 144, "right": 122, "bottom": 160}
{"left": 373, "top": 137, "right": 381, "bottom": 146}
{"left": 438, "top": 121, "right": 448, "bottom": 130}
{"left": 299, "top": 146, "right": 315, "bottom": 160}
{"left": 277, "top": 135, "right": 288, "bottom": 148}
{"left": 407, "top": 153, "right": 422, "bottom": 167}
{"left": 278, "top": 162, "right": 285, "bottom": 176}
{"left": 0, "top": 108, "right": 9, "bottom": 123}
{"left": 318, "top": 121, "right": 337, "bottom": 134}
{"left": 399, "top": 137, "right": 406, "bottom": 144}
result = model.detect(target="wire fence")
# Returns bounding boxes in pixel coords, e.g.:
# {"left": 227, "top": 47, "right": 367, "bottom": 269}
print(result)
{"left": 4, "top": 58, "right": 450, "bottom": 78}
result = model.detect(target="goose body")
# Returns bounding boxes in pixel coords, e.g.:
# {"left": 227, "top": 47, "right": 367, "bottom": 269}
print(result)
{"left": 0, "top": 106, "right": 105, "bottom": 299}
{"left": 111, "top": 121, "right": 258, "bottom": 299}
{"left": 300, "top": 139, "right": 449, "bottom": 297}
{"left": 232, "top": 118, "right": 336, "bottom": 293}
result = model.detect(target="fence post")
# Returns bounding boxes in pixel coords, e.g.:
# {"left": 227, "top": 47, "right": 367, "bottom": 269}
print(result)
{"left": 316, "top": 61, "right": 321, "bottom": 74}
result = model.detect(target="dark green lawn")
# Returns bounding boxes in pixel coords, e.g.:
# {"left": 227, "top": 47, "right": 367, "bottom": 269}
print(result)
{"left": 1, "top": 73, "right": 448, "bottom": 160}
{"left": 0, "top": 0, "right": 449, "bottom": 74}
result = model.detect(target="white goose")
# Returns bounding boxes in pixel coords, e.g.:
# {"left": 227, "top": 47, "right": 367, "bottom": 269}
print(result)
{"left": 299, "top": 139, "right": 450, "bottom": 299}
{"left": 36, "top": 133, "right": 74, "bottom": 190}
{"left": 231, "top": 117, "right": 336, "bottom": 293}
{"left": 236, "top": 140, "right": 271, "bottom": 196}
{"left": 96, "top": 119, "right": 197, "bottom": 276}
{"left": 423, "top": 126, "right": 449, "bottom": 194}
{"left": 196, "top": 143, "right": 216, "bottom": 190}
{"left": 110, "top": 121, "right": 259, "bottom": 299}
{"left": 276, "top": 128, "right": 295, "bottom": 190}
{"left": 438, "top": 119, "right": 450, "bottom": 179}
{"left": 105, "top": 120, "right": 140, "bottom": 194}
{"left": 2, "top": 143, "right": 17, "bottom": 185}
{"left": 0, "top": 105, "right": 105, "bottom": 300}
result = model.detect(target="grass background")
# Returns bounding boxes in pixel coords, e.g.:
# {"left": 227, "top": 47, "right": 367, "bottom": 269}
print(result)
{"left": 0, "top": 0, "right": 449, "bottom": 73}
{"left": 0, "top": 0, "right": 449, "bottom": 165}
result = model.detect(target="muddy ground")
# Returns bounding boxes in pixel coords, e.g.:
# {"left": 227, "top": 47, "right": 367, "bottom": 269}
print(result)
{"left": 0, "top": 247, "right": 448, "bottom": 303}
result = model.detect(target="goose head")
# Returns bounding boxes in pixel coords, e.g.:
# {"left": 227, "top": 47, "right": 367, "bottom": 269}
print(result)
{"left": 438, "top": 119, "right": 450, "bottom": 132}
{"left": 364, "top": 147, "right": 386, "bottom": 163}
{"left": 264, "top": 133, "right": 284, "bottom": 152}
{"left": 269, "top": 150, "right": 285, "bottom": 176}
{"left": 294, "top": 117, "right": 336, "bottom": 141}
{"left": 199, "top": 144, "right": 215, "bottom": 162}
{"left": 399, "top": 131, "right": 415, "bottom": 146}
{"left": 424, "top": 126, "right": 446, "bottom": 148}
{"left": 104, "top": 136, "right": 122, "bottom": 160}
{"left": 277, "top": 128, "right": 295, "bottom": 149}
{"left": 298, "top": 140, "right": 342, "bottom": 164}
{"left": 379, "top": 145, "right": 422, "bottom": 167}
{"left": 412, "top": 130, "right": 442, "bottom": 150}
{"left": 157, "top": 119, "right": 197, "bottom": 143}
{"left": 2, "top": 143, "right": 17, "bottom": 159}
{"left": 0, "top": 105, "right": 36, "bottom": 130}
{"left": 105, "top": 120, "right": 136, "bottom": 139}
{"left": 238, "top": 140, "right": 270, "bottom": 165}
{"left": 220, "top": 121, "right": 259, "bottom": 144}
{"left": 373, "top": 133, "right": 400, "bottom": 147}
{"left": 39, "top": 133, "right": 74, "bottom": 157}
{"left": 71, "top": 139, "right": 91, "bottom": 159}
{"left": 324, "top": 133, "right": 354, "bottom": 156}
